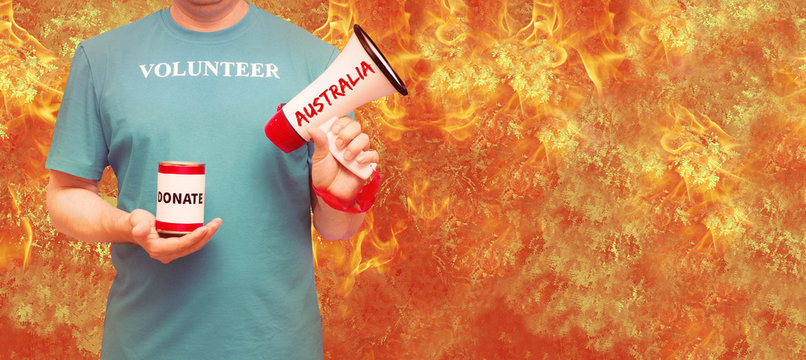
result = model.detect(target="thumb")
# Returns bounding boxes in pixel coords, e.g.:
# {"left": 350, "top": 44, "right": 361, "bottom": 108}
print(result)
{"left": 307, "top": 126, "right": 330, "bottom": 164}
{"left": 129, "top": 209, "right": 155, "bottom": 242}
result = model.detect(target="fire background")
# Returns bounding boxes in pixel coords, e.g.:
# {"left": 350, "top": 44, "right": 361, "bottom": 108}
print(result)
{"left": 2, "top": 0, "right": 806, "bottom": 358}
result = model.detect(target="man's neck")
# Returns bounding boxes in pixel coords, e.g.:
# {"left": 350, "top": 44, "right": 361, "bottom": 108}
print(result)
{"left": 170, "top": 0, "right": 249, "bottom": 32}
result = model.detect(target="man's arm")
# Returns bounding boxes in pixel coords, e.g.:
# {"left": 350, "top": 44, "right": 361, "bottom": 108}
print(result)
{"left": 308, "top": 117, "right": 379, "bottom": 240}
{"left": 47, "top": 170, "right": 133, "bottom": 242}
{"left": 47, "top": 169, "right": 222, "bottom": 263}
{"left": 311, "top": 194, "right": 366, "bottom": 241}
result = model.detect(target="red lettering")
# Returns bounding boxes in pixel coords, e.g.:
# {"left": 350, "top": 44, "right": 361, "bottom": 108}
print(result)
{"left": 347, "top": 72, "right": 361, "bottom": 87}
{"left": 296, "top": 111, "right": 308, "bottom": 126}
{"left": 319, "top": 90, "right": 332, "bottom": 106}
{"left": 329, "top": 84, "right": 344, "bottom": 100}
{"left": 360, "top": 61, "right": 374, "bottom": 77}
{"left": 338, "top": 77, "right": 353, "bottom": 95}
{"left": 313, "top": 96, "right": 324, "bottom": 112}
{"left": 297, "top": 61, "right": 378, "bottom": 126}
{"left": 304, "top": 103, "right": 318, "bottom": 118}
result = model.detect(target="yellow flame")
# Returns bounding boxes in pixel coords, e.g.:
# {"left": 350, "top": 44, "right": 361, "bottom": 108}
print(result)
{"left": 314, "top": 0, "right": 360, "bottom": 43}
{"left": 1, "top": 0, "right": 65, "bottom": 182}
{"left": 660, "top": 104, "right": 743, "bottom": 202}
{"left": 656, "top": 104, "right": 751, "bottom": 260}
{"left": 338, "top": 213, "right": 402, "bottom": 296}
{"left": 1, "top": 0, "right": 66, "bottom": 271}
{"left": 0, "top": 0, "right": 52, "bottom": 53}
{"left": 406, "top": 179, "right": 450, "bottom": 221}
{"left": 312, "top": 212, "right": 402, "bottom": 296}
{"left": 6, "top": 183, "right": 33, "bottom": 269}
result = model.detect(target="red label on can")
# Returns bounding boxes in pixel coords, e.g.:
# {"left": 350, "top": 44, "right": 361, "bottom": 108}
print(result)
{"left": 155, "top": 221, "right": 204, "bottom": 232}
{"left": 159, "top": 163, "right": 206, "bottom": 175}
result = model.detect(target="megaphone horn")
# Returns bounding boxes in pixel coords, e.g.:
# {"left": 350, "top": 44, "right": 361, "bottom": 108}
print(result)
{"left": 265, "top": 24, "right": 408, "bottom": 180}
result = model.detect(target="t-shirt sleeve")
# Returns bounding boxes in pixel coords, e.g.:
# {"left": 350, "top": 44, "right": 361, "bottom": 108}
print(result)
{"left": 45, "top": 44, "right": 109, "bottom": 181}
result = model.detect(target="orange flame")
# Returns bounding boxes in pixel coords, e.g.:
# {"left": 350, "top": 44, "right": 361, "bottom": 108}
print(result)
{"left": 0, "top": 0, "right": 65, "bottom": 271}
{"left": 655, "top": 104, "right": 749, "bottom": 258}
{"left": 4, "top": 0, "right": 806, "bottom": 358}
{"left": 660, "top": 104, "right": 743, "bottom": 201}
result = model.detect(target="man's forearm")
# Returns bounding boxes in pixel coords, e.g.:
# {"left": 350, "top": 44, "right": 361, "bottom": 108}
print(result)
{"left": 311, "top": 195, "right": 365, "bottom": 240}
{"left": 47, "top": 185, "right": 133, "bottom": 243}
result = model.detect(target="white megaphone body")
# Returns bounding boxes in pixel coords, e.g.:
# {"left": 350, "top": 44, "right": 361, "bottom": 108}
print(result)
{"left": 265, "top": 24, "right": 408, "bottom": 180}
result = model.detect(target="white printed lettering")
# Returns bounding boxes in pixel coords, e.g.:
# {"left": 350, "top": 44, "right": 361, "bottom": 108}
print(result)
{"left": 267, "top": 63, "right": 280, "bottom": 78}
{"left": 251, "top": 63, "right": 264, "bottom": 77}
{"left": 204, "top": 61, "right": 219, "bottom": 76}
{"left": 171, "top": 62, "right": 187, "bottom": 77}
{"left": 155, "top": 63, "right": 171, "bottom": 78}
{"left": 236, "top": 62, "right": 249, "bottom": 77}
{"left": 188, "top": 61, "right": 202, "bottom": 77}
{"left": 139, "top": 64, "right": 155, "bottom": 78}
{"left": 221, "top": 61, "right": 235, "bottom": 77}
{"left": 139, "top": 60, "right": 280, "bottom": 79}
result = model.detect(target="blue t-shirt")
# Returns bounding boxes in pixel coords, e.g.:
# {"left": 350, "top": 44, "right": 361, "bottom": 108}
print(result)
{"left": 46, "top": 4, "right": 339, "bottom": 359}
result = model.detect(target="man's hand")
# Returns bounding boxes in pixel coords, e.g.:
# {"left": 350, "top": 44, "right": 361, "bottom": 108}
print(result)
{"left": 308, "top": 116, "right": 379, "bottom": 205}
{"left": 129, "top": 209, "right": 222, "bottom": 264}
{"left": 307, "top": 116, "right": 378, "bottom": 240}
{"left": 47, "top": 170, "right": 223, "bottom": 260}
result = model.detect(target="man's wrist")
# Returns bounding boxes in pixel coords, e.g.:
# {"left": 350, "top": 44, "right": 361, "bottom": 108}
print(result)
{"left": 312, "top": 170, "right": 380, "bottom": 213}
{"left": 108, "top": 209, "right": 142, "bottom": 244}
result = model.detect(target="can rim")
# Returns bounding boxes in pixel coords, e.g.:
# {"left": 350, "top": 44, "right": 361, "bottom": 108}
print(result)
{"left": 159, "top": 161, "right": 205, "bottom": 167}
{"left": 156, "top": 230, "right": 191, "bottom": 235}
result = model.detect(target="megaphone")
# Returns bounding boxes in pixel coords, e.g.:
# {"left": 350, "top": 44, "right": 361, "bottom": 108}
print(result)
{"left": 265, "top": 24, "right": 408, "bottom": 180}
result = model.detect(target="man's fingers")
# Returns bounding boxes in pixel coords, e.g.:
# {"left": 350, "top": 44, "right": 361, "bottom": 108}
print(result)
{"left": 344, "top": 133, "right": 369, "bottom": 161}
{"left": 356, "top": 150, "right": 379, "bottom": 164}
{"left": 145, "top": 218, "right": 223, "bottom": 263}
{"left": 329, "top": 116, "right": 354, "bottom": 135}
{"left": 166, "top": 218, "right": 223, "bottom": 261}
{"left": 327, "top": 117, "right": 370, "bottom": 162}
{"left": 145, "top": 226, "right": 207, "bottom": 262}
{"left": 335, "top": 121, "right": 362, "bottom": 150}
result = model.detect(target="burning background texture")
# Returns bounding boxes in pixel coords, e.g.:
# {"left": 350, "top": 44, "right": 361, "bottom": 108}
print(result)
{"left": 2, "top": 0, "right": 806, "bottom": 358}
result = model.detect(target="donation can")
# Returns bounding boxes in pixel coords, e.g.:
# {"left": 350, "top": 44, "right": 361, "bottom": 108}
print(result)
{"left": 156, "top": 161, "right": 205, "bottom": 237}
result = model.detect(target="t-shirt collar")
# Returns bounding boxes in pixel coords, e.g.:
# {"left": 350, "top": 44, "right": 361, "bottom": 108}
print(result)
{"left": 160, "top": 2, "right": 255, "bottom": 43}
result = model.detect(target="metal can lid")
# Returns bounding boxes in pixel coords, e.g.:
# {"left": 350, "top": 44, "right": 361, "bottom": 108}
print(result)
{"left": 159, "top": 161, "right": 205, "bottom": 174}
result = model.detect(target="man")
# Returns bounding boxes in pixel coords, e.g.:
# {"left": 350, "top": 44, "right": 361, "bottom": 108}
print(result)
{"left": 45, "top": 0, "right": 380, "bottom": 358}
